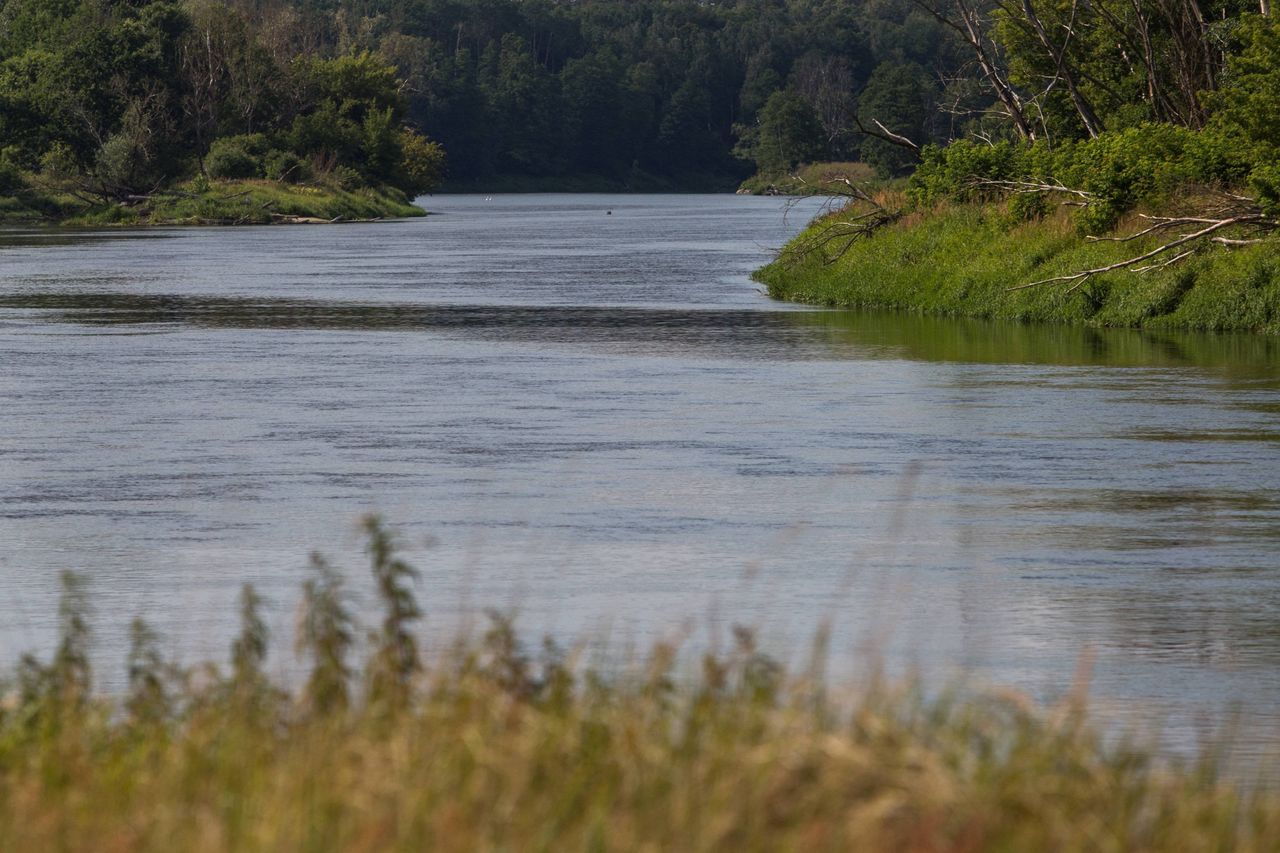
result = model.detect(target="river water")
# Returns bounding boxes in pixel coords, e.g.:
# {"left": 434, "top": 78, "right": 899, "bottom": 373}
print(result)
{"left": 2, "top": 194, "right": 1279, "bottom": 762}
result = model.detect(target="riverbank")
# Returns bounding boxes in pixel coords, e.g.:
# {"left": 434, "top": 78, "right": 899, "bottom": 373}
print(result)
{"left": 438, "top": 169, "right": 744, "bottom": 194}
{"left": 0, "top": 179, "right": 425, "bottom": 226}
{"left": 4, "top": 524, "right": 1279, "bottom": 852}
{"left": 757, "top": 202, "right": 1280, "bottom": 334}
{"left": 737, "top": 162, "right": 879, "bottom": 196}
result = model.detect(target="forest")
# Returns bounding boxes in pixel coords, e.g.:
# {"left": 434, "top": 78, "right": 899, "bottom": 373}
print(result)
{"left": 4, "top": 0, "right": 1280, "bottom": 228}
{"left": 0, "top": 0, "right": 989, "bottom": 214}
{"left": 364, "top": 0, "right": 983, "bottom": 185}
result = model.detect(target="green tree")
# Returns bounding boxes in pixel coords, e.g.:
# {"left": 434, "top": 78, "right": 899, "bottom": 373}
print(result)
{"left": 397, "top": 129, "right": 447, "bottom": 196}
{"left": 1210, "top": 17, "right": 1280, "bottom": 160}
{"left": 858, "top": 61, "right": 935, "bottom": 177}
{"left": 752, "top": 90, "right": 827, "bottom": 174}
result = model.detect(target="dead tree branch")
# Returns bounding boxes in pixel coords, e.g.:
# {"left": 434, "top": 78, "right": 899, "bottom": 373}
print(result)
{"left": 969, "top": 177, "right": 1094, "bottom": 198}
{"left": 852, "top": 116, "right": 921, "bottom": 152}
{"left": 778, "top": 177, "right": 905, "bottom": 266}
{"left": 910, "top": 0, "right": 1036, "bottom": 139}
{"left": 1008, "top": 215, "right": 1269, "bottom": 290}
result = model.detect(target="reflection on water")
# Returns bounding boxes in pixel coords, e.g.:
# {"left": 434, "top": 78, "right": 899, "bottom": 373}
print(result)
{"left": 803, "top": 309, "right": 1280, "bottom": 375}
{"left": 5, "top": 290, "right": 1280, "bottom": 375}
{"left": 1, "top": 194, "right": 1279, "bottom": 770}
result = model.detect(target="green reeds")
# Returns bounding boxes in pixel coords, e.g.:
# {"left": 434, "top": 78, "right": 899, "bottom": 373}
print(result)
{"left": 1, "top": 516, "right": 1277, "bottom": 851}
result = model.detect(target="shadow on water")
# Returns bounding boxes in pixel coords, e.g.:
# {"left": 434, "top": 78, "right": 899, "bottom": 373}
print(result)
{"left": 4, "top": 291, "right": 1280, "bottom": 373}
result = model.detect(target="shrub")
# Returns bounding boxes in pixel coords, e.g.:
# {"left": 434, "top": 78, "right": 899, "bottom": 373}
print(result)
{"left": 262, "top": 149, "right": 308, "bottom": 183}
{"left": 909, "top": 124, "right": 1256, "bottom": 233}
{"left": 908, "top": 140, "right": 1024, "bottom": 206}
{"left": 91, "top": 97, "right": 171, "bottom": 196}
{"left": 397, "top": 129, "right": 446, "bottom": 196}
{"left": 38, "top": 142, "right": 79, "bottom": 180}
{"left": 1006, "top": 190, "right": 1049, "bottom": 223}
{"left": 331, "top": 164, "right": 364, "bottom": 190}
{"left": 206, "top": 134, "right": 268, "bottom": 180}
{"left": 1250, "top": 164, "right": 1280, "bottom": 217}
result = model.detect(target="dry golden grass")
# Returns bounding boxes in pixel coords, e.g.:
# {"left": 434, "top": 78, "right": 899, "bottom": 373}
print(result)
{"left": 2, "top": 519, "right": 1278, "bottom": 852}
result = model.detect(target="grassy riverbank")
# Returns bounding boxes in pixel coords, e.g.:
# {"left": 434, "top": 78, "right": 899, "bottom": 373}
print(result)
{"left": 737, "top": 162, "right": 879, "bottom": 196}
{"left": 757, "top": 203, "right": 1280, "bottom": 335}
{"left": 3, "top": 518, "right": 1279, "bottom": 851}
{"left": 0, "top": 179, "right": 425, "bottom": 227}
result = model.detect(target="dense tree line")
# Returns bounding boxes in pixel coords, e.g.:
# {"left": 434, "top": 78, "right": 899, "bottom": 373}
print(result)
{"left": 1, "top": 0, "right": 1000, "bottom": 199}
{"left": 0, "top": 0, "right": 444, "bottom": 205}
{"left": 350, "top": 0, "right": 987, "bottom": 183}
{"left": 8, "top": 0, "right": 1275, "bottom": 209}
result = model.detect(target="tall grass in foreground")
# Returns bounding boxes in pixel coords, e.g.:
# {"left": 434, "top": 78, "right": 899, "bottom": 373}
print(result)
{"left": 2, "top": 518, "right": 1277, "bottom": 851}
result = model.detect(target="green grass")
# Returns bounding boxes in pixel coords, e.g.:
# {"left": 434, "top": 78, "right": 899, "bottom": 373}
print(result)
{"left": 757, "top": 203, "right": 1280, "bottom": 334}
{"left": 738, "top": 162, "right": 883, "bottom": 196}
{"left": 2, "top": 517, "right": 1278, "bottom": 851}
{"left": 0, "top": 179, "right": 425, "bottom": 227}
{"left": 0, "top": 186, "right": 83, "bottom": 223}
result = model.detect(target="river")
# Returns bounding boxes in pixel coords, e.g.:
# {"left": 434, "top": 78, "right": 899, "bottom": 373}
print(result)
{"left": 2, "top": 194, "right": 1279, "bottom": 764}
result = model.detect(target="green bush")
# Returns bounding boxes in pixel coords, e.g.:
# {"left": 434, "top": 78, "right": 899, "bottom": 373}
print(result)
{"left": 909, "top": 124, "right": 1254, "bottom": 233}
{"left": 397, "top": 129, "right": 445, "bottom": 196}
{"left": 38, "top": 142, "right": 78, "bottom": 180}
{"left": 262, "top": 149, "right": 308, "bottom": 183}
{"left": 908, "top": 140, "right": 1024, "bottom": 206}
{"left": 206, "top": 134, "right": 268, "bottom": 180}
{"left": 1006, "top": 190, "right": 1049, "bottom": 224}
{"left": 331, "top": 164, "right": 365, "bottom": 190}
{"left": 1250, "top": 164, "right": 1280, "bottom": 217}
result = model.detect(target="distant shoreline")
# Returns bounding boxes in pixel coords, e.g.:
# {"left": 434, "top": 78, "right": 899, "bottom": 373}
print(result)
{"left": 0, "top": 179, "right": 426, "bottom": 227}
{"left": 436, "top": 170, "right": 745, "bottom": 195}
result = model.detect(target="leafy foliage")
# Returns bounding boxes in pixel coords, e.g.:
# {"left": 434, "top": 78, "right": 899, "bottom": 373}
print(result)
{"left": 0, "top": 0, "right": 445, "bottom": 207}
{"left": 743, "top": 90, "right": 828, "bottom": 174}
{"left": 911, "top": 124, "right": 1252, "bottom": 231}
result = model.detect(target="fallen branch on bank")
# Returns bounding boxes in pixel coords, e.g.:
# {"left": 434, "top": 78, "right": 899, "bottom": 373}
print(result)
{"left": 983, "top": 180, "right": 1280, "bottom": 291}
{"left": 779, "top": 176, "right": 904, "bottom": 265}
{"left": 969, "top": 177, "right": 1095, "bottom": 199}
{"left": 1009, "top": 215, "right": 1270, "bottom": 290}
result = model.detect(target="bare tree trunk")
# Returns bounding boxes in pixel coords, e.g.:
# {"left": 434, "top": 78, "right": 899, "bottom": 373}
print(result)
{"left": 1020, "top": 0, "right": 1105, "bottom": 137}
{"left": 913, "top": 0, "right": 1036, "bottom": 139}
{"left": 1152, "top": 0, "right": 1212, "bottom": 126}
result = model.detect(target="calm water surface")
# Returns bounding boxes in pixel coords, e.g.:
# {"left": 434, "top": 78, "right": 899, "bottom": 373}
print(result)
{"left": 2, "top": 194, "right": 1279, "bottom": 762}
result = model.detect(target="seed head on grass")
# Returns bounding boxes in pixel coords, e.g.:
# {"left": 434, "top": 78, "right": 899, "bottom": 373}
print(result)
{"left": 231, "top": 583, "right": 269, "bottom": 690}
{"left": 362, "top": 515, "right": 422, "bottom": 708}
{"left": 297, "top": 553, "right": 353, "bottom": 715}
{"left": 126, "top": 617, "right": 171, "bottom": 723}
{"left": 16, "top": 570, "right": 92, "bottom": 711}
{"left": 1, "top": 548, "right": 1279, "bottom": 850}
